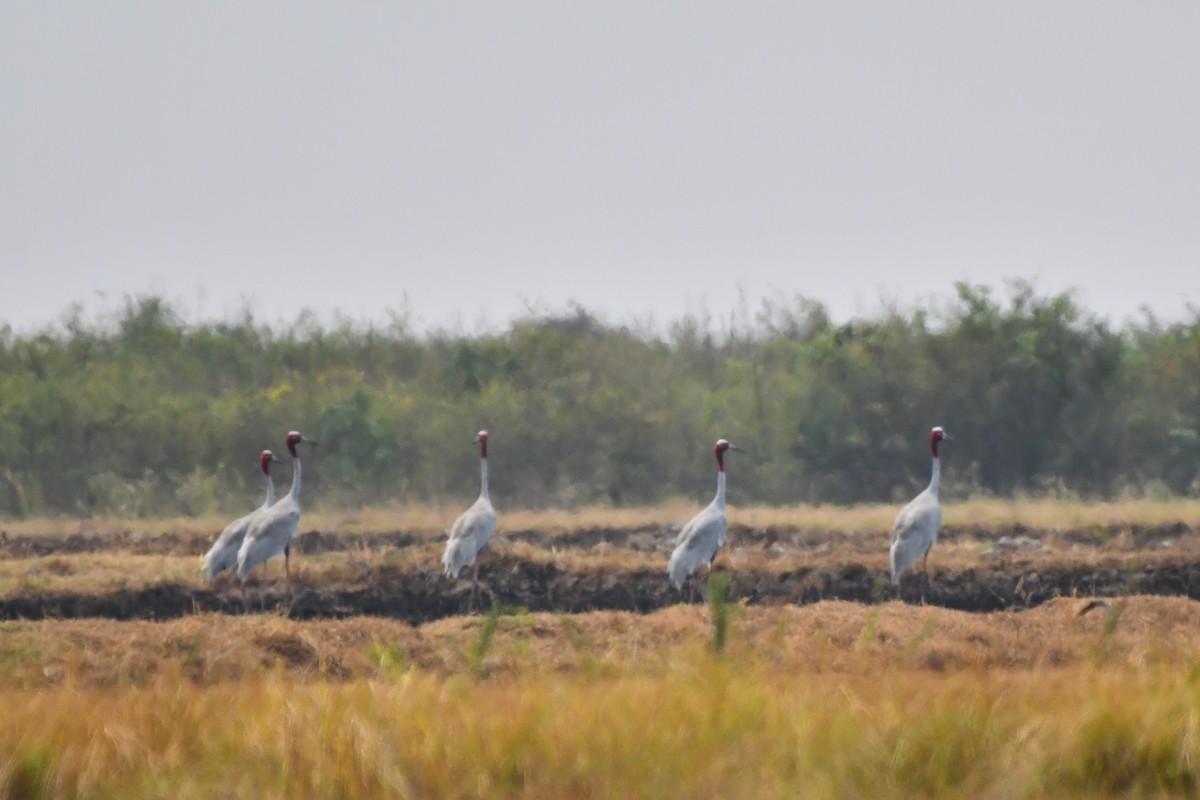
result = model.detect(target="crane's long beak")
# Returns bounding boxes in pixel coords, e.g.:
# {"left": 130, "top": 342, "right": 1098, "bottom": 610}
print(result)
{"left": 271, "top": 454, "right": 284, "bottom": 464}
{"left": 304, "top": 437, "right": 318, "bottom": 446}
{"left": 943, "top": 432, "right": 953, "bottom": 441}
{"left": 729, "top": 444, "right": 746, "bottom": 453}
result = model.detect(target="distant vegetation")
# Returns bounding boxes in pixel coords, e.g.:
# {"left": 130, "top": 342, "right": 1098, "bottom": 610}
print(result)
{"left": 0, "top": 281, "right": 1197, "bottom": 518}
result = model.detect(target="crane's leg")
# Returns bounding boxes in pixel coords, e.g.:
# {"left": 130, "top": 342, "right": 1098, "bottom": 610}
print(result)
{"left": 470, "top": 560, "right": 480, "bottom": 614}
{"left": 285, "top": 544, "right": 291, "bottom": 601}
{"left": 921, "top": 551, "right": 930, "bottom": 605}
{"left": 240, "top": 577, "right": 249, "bottom": 611}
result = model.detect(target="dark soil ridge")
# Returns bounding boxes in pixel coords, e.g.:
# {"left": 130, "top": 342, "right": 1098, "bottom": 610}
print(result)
{"left": 0, "top": 521, "right": 1194, "bottom": 559}
{"left": 2, "top": 553, "right": 1198, "bottom": 623}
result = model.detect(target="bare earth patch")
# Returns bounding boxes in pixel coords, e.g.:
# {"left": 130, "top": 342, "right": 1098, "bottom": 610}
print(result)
{"left": 0, "top": 513, "right": 1196, "bottom": 620}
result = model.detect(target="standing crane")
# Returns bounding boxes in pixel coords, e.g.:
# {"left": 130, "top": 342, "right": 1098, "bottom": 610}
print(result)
{"left": 442, "top": 430, "right": 497, "bottom": 611}
{"left": 890, "top": 426, "right": 950, "bottom": 601}
{"left": 202, "top": 450, "right": 283, "bottom": 580}
{"left": 237, "top": 430, "right": 317, "bottom": 605}
{"left": 668, "top": 438, "right": 743, "bottom": 601}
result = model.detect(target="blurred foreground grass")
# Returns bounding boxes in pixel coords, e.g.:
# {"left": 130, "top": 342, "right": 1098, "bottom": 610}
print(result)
{"left": 2, "top": 634, "right": 1199, "bottom": 798}
{"left": 1, "top": 660, "right": 1197, "bottom": 798}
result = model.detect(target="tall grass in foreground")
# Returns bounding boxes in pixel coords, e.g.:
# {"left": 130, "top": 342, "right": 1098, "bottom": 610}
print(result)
{"left": 2, "top": 658, "right": 1200, "bottom": 799}
{"left": 707, "top": 573, "right": 732, "bottom": 653}
{"left": 469, "top": 599, "right": 503, "bottom": 679}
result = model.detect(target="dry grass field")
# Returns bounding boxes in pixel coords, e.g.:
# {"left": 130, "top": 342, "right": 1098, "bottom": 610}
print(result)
{"left": 1, "top": 599, "right": 1200, "bottom": 797}
{"left": 2, "top": 500, "right": 1200, "bottom": 798}
{"left": 2, "top": 497, "right": 1199, "bottom": 622}
{"left": 5, "top": 496, "right": 1200, "bottom": 538}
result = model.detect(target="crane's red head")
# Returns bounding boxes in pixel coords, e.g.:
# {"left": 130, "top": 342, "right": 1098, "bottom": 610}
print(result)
{"left": 930, "top": 426, "right": 949, "bottom": 458}
{"left": 714, "top": 439, "right": 742, "bottom": 472}
{"left": 259, "top": 450, "right": 283, "bottom": 475}
{"left": 286, "top": 430, "right": 317, "bottom": 458}
{"left": 474, "top": 430, "right": 488, "bottom": 458}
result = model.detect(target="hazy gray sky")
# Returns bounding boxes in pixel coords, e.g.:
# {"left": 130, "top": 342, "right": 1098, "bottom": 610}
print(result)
{"left": 4, "top": 2, "right": 1199, "bottom": 332}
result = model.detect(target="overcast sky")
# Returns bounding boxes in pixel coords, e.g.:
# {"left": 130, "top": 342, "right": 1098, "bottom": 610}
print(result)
{"left": 3, "top": 2, "right": 1199, "bottom": 333}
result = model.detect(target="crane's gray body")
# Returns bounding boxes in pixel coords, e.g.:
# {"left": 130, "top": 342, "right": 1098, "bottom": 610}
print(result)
{"left": 889, "top": 455, "right": 942, "bottom": 586}
{"left": 668, "top": 441, "right": 740, "bottom": 592}
{"left": 442, "top": 493, "right": 497, "bottom": 579}
{"left": 238, "top": 458, "right": 302, "bottom": 583}
{"left": 204, "top": 497, "right": 271, "bottom": 580}
{"left": 443, "top": 440, "right": 496, "bottom": 579}
{"left": 203, "top": 462, "right": 275, "bottom": 580}
{"left": 668, "top": 490, "right": 727, "bottom": 591}
{"left": 889, "top": 484, "right": 941, "bottom": 585}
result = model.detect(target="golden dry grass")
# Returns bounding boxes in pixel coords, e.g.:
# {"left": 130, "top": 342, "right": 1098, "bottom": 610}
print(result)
{"left": 1, "top": 599, "right": 1200, "bottom": 798}
{"left": 4, "top": 496, "right": 1200, "bottom": 538}
{"left": 0, "top": 553, "right": 205, "bottom": 596}
{"left": 0, "top": 597, "right": 1192, "bottom": 691}
{"left": 0, "top": 529, "right": 1189, "bottom": 601}
{"left": 337, "top": 496, "right": 1200, "bottom": 533}
{"left": 1, "top": 497, "right": 1196, "bottom": 600}
{"left": 2, "top": 503, "right": 1199, "bottom": 797}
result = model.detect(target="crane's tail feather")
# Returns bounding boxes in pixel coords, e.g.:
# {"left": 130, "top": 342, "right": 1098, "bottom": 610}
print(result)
{"left": 667, "top": 548, "right": 700, "bottom": 592}
{"left": 442, "top": 540, "right": 473, "bottom": 580}
{"left": 889, "top": 537, "right": 923, "bottom": 586}
{"left": 202, "top": 547, "right": 239, "bottom": 582}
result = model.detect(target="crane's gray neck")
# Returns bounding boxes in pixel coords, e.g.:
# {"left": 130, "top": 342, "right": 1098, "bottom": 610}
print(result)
{"left": 479, "top": 456, "right": 490, "bottom": 500}
{"left": 289, "top": 455, "right": 302, "bottom": 501}
{"left": 263, "top": 474, "right": 276, "bottom": 509}
{"left": 714, "top": 470, "right": 726, "bottom": 509}
{"left": 929, "top": 456, "right": 940, "bottom": 496}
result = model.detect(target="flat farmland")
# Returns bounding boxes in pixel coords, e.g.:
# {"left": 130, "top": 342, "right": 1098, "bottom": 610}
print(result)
{"left": 2, "top": 499, "right": 1200, "bottom": 621}
{"left": 3, "top": 499, "right": 1200, "bottom": 798}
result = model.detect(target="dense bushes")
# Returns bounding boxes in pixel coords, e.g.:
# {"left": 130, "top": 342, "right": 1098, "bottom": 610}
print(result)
{"left": 0, "top": 282, "right": 1197, "bottom": 517}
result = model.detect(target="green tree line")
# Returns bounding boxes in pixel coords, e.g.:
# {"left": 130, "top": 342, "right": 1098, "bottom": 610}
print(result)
{"left": 0, "top": 282, "right": 1197, "bottom": 518}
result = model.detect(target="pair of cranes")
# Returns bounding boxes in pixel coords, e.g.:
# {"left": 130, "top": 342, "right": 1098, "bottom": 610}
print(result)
{"left": 203, "top": 428, "right": 497, "bottom": 607}
{"left": 205, "top": 425, "right": 948, "bottom": 606}
{"left": 667, "top": 427, "right": 950, "bottom": 600}
{"left": 202, "top": 431, "right": 316, "bottom": 601}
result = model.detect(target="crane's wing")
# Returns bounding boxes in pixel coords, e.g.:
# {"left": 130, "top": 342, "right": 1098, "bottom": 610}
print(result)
{"left": 891, "top": 489, "right": 930, "bottom": 541}
{"left": 443, "top": 497, "right": 497, "bottom": 578}
{"left": 238, "top": 500, "right": 300, "bottom": 578}
{"left": 667, "top": 505, "right": 726, "bottom": 590}
{"left": 672, "top": 500, "right": 718, "bottom": 547}
{"left": 203, "top": 511, "right": 256, "bottom": 579}
{"left": 889, "top": 490, "right": 941, "bottom": 585}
